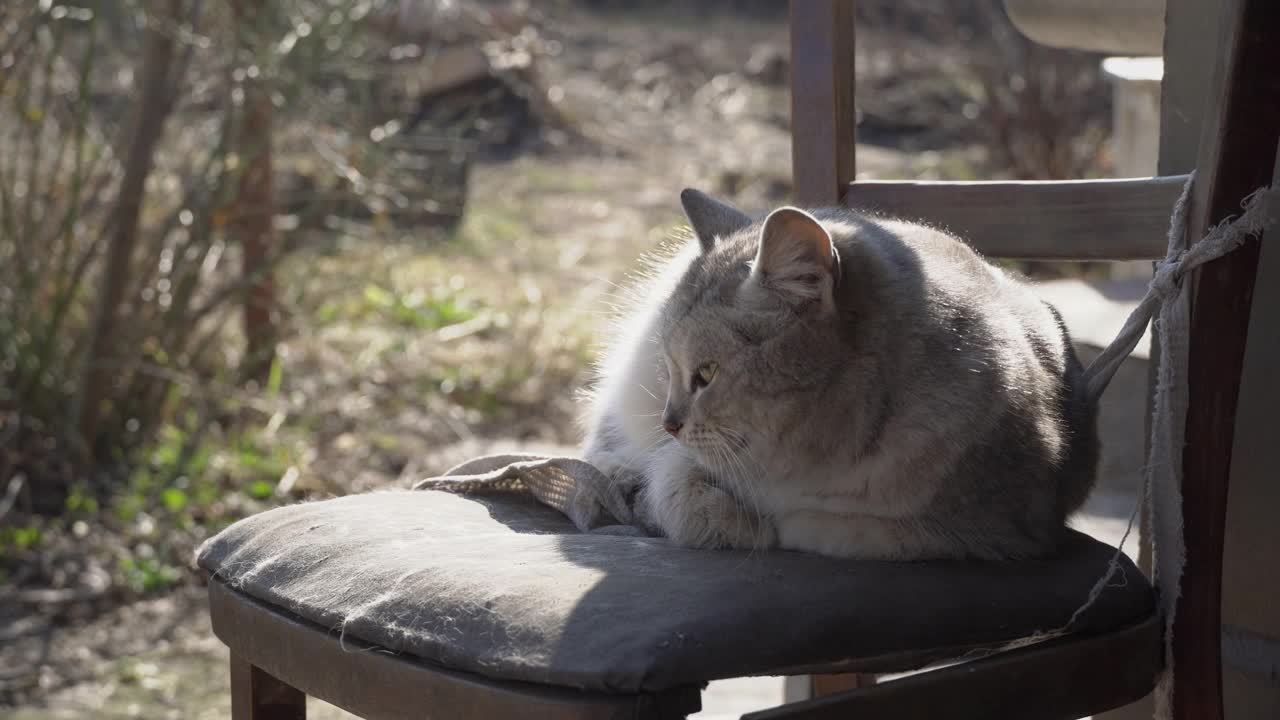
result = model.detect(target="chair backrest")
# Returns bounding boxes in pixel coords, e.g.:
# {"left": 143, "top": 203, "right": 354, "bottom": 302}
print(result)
{"left": 786, "top": 2, "right": 1280, "bottom": 720}
{"left": 844, "top": 177, "right": 1186, "bottom": 260}
{"left": 790, "top": 3, "right": 1187, "bottom": 263}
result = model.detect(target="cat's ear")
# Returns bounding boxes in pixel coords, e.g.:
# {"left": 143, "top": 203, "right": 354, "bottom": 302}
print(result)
{"left": 680, "top": 188, "right": 751, "bottom": 253}
{"left": 751, "top": 207, "right": 839, "bottom": 309}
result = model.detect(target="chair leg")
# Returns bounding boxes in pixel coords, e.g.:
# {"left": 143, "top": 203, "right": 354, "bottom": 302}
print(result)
{"left": 811, "top": 672, "right": 873, "bottom": 696}
{"left": 231, "top": 652, "right": 307, "bottom": 720}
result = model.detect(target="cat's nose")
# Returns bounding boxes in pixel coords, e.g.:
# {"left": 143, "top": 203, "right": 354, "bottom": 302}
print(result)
{"left": 663, "top": 420, "right": 683, "bottom": 437}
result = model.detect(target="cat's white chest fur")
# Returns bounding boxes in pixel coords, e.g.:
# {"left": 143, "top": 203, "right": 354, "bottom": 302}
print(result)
{"left": 582, "top": 310, "right": 667, "bottom": 478}
{"left": 580, "top": 242, "right": 699, "bottom": 483}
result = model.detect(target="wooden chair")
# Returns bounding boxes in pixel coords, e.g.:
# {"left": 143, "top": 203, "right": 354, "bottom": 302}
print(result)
{"left": 202, "top": 1, "right": 1277, "bottom": 718}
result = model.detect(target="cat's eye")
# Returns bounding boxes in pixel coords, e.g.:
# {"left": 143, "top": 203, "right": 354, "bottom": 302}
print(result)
{"left": 692, "top": 362, "right": 718, "bottom": 390}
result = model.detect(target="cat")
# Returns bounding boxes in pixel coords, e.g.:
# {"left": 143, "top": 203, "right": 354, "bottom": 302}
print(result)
{"left": 579, "top": 189, "right": 1099, "bottom": 561}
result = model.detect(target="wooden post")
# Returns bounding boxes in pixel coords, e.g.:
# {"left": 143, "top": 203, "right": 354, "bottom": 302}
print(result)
{"left": 230, "top": 654, "right": 306, "bottom": 720}
{"left": 789, "top": 0, "right": 857, "bottom": 206}
{"left": 788, "top": 0, "right": 864, "bottom": 698}
{"left": 1218, "top": 149, "right": 1280, "bottom": 715}
{"left": 810, "top": 672, "right": 870, "bottom": 697}
{"left": 1172, "top": 0, "right": 1280, "bottom": 718}
{"left": 1100, "top": 1, "right": 1223, "bottom": 715}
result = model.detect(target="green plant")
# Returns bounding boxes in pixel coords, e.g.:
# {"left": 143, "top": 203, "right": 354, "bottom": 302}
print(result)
{"left": 0, "top": 524, "right": 43, "bottom": 553}
{"left": 118, "top": 554, "right": 182, "bottom": 594}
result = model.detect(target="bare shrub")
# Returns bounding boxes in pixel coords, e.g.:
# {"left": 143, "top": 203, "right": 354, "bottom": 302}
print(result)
{"left": 0, "top": 0, "right": 504, "bottom": 513}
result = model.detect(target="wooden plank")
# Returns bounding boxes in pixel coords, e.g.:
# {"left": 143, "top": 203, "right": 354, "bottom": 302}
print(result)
{"left": 1173, "top": 1, "right": 1280, "bottom": 719}
{"left": 844, "top": 175, "right": 1190, "bottom": 260}
{"left": 231, "top": 654, "right": 306, "bottom": 720}
{"left": 746, "top": 614, "right": 1162, "bottom": 720}
{"left": 789, "top": 0, "right": 857, "bottom": 206}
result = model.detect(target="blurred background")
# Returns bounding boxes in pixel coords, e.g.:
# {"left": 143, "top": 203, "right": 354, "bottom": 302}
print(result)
{"left": 1, "top": 1, "right": 1134, "bottom": 717}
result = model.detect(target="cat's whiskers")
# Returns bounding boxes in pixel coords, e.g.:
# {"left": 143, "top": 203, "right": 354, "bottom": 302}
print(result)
{"left": 633, "top": 428, "right": 673, "bottom": 457}
{"left": 635, "top": 383, "right": 661, "bottom": 402}
{"left": 703, "top": 440, "right": 753, "bottom": 554}
{"left": 709, "top": 442, "right": 750, "bottom": 545}
{"left": 705, "top": 427, "right": 769, "bottom": 556}
{"left": 617, "top": 426, "right": 673, "bottom": 473}
{"left": 715, "top": 428, "right": 771, "bottom": 554}
{"left": 728, "top": 455, "right": 770, "bottom": 559}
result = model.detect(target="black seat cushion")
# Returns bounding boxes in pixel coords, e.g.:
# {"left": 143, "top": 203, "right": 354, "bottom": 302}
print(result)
{"left": 196, "top": 490, "right": 1154, "bottom": 693}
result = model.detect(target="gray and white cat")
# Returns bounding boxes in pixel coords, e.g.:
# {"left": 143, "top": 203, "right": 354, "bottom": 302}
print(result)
{"left": 580, "top": 189, "right": 1098, "bottom": 561}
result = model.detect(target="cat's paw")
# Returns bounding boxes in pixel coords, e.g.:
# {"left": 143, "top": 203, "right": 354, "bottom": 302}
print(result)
{"left": 663, "top": 484, "right": 776, "bottom": 551}
{"left": 568, "top": 470, "right": 641, "bottom": 531}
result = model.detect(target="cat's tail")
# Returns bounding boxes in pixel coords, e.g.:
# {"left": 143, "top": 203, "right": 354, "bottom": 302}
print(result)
{"left": 1059, "top": 347, "right": 1101, "bottom": 518}
{"left": 1043, "top": 301, "right": 1102, "bottom": 518}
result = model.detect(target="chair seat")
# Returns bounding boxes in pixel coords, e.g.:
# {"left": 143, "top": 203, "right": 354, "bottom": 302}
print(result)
{"left": 196, "top": 490, "right": 1154, "bottom": 694}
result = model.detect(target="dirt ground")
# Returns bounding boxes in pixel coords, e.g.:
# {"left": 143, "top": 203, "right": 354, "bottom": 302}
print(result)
{"left": 2, "top": 6, "right": 985, "bottom": 717}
